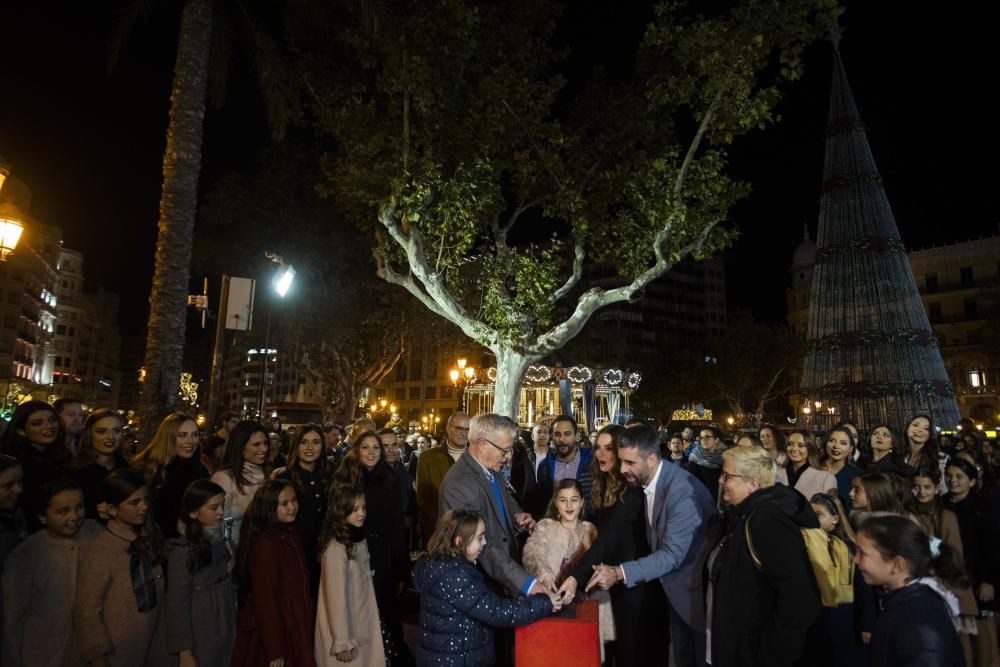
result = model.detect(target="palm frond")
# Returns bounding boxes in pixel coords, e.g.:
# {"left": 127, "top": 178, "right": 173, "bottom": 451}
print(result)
{"left": 106, "top": 0, "right": 163, "bottom": 75}
{"left": 235, "top": 0, "right": 299, "bottom": 140}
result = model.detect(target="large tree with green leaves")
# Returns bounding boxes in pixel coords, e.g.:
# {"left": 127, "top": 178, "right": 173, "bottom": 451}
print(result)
{"left": 296, "top": 0, "right": 839, "bottom": 417}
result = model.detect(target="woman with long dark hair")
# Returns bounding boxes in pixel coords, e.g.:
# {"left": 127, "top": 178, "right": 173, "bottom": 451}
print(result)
{"left": 331, "top": 429, "right": 412, "bottom": 665}
{"left": 857, "top": 424, "right": 913, "bottom": 477}
{"left": 68, "top": 408, "right": 128, "bottom": 519}
{"left": 1, "top": 401, "right": 69, "bottom": 528}
{"left": 904, "top": 415, "right": 948, "bottom": 489}
{"left": 210, "top": 420, "right": 268, "bottom": 546}
{"left": 821, "top": 426, "right": 862, "bottom": 510}
{"left": 273, "top": 422, "right": 328, "bottom": 593}
{"left": 556, "top": 425, "right": 656, "bottom": 666}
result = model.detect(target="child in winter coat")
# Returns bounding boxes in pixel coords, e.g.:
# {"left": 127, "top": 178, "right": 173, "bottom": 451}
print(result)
{"left": 810, "top": 492, "right": 872, "bottom": 667}
{"left": 231, "top": 479, "right": 316, "bottom": 667}
{"left": 412, "top": 509, "right": 557, "bottom": 666}
{"left": 73, "top": 469, "right": 169, "bottom": 667}
{"left": 165, "top": 479, "right": 236, "bottom": 666}
{"left": 854, "top": 514, "right": 964, "bottom": 666}
{"left": 2, "top": 478, "right": 102, "bottom": 667}
{"left": 314, "top": 483, "right": 384, "bottom": 666}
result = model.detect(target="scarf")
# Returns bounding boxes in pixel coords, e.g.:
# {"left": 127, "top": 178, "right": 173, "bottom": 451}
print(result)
{"left": 688, "top": 444, "right": 724, "bottom": 469}
{"left": 126, "top": 536, "right": 159, "bottom": 612}
{"left": 910, "top": 577, "right": 960, "bottom": 617}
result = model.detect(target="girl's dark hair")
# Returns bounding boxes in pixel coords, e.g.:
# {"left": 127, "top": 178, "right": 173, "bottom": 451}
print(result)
{"left": 235, "top": 479, "right": 295, "bottom": 579}
{"left": 758, "top": 425, "right": 786, "bottom": 453}
{"left": 99, "top": 469, "right": 164, "bottom": 564}
{"left": 284, "top": 423, "right": 326, "bottom": 487}
{"left": 955, "top": 448, "right": 996, "bottom": 492}
{"left": 1, "top": 401, "right": 69, "bottom": 463}
{"left": 331, "top": 430, "right": 382, "bottom": 488}
{"left": 858, "top": 514, "right": 968, "bottom": 590}
{"left": 319, "top": 483, "right": 365, "bottom": 560}
{"left": 71, "top": 409, "right": 126, "bottom": 470}
{"left": 178, "top": 479, "right": 226, "bottom": 573}
{"left": 914, "top": 459, "right": 942, "bottom": 485}
{"left": 425, "top": 509, "right": 482, "bottom": 560}
{"left": 738, "top": 434, "right": 764, "bottom": 449}
{"left": 590, "top": 425, "right": 626, "bottom": 510}
{"left": 35, "top": 478, "right": 83, "bottom": 517}
{"left": 0, "top": 453, "right": 21, "bottom": 474}
{"left": 221, "top": 421, "right": 270, "bottom": 494}
{"left": 810, "top": 492, "right": 857, "bottom": 543}
{"left": 903, "top": 414, "right": 942, "bottom": 466}
{"left": 545, "top": 478, "right": 584, "bottom": 520}
{"left": 854, "top": 471, "right": 904, "bottom": 513}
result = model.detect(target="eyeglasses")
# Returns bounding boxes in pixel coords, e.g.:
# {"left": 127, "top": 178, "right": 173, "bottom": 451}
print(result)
{"left": 482, "top": 437, "right": 513, "bottom": 457}
{"left": 719, "top": 471, "right": 747, "bottom": 482}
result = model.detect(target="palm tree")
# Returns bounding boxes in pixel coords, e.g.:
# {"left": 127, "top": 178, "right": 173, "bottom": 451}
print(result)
{"left": 114, "top": 0, "right": 298, "bottom": 439}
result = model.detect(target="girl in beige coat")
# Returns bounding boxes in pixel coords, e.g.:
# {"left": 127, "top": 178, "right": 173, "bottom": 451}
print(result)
{"left": 73, "top": 469, "right": 169, "bottom": 667}
{"left": 315, "top": 484, "right": 386, "bottom": 667}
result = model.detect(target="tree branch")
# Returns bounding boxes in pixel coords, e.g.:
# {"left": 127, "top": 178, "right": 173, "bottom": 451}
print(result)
{"left": 378, "top": 199, "right": 495, "bottom": 344}
{"left": 550, "top": 238, "right": 585, "bottom": 303}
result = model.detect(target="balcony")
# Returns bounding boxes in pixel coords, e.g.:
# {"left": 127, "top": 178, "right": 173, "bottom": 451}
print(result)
{"left": 956, "top": 385, "right": 998, "bottom": 397}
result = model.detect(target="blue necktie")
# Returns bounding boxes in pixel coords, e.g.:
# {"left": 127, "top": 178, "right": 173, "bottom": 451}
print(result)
{"left": 488, "top": 473, "right": 510, "bottom": 530}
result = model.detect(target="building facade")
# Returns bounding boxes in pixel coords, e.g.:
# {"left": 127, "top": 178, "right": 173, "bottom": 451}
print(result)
{"left": 0, "top": 174, "right": 122, "bottom": 412}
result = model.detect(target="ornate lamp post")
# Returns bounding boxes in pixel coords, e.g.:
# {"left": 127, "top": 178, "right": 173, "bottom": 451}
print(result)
{"left": 449, "top": 357, "right": 476, "bottom": 412}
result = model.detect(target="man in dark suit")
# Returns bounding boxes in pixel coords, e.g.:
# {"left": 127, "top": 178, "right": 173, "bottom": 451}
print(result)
{"left": 582, "top": 424, "right": 716, "bottom": 667}
{"left": 438, "top": 413, "right": 555, "bottom": 599}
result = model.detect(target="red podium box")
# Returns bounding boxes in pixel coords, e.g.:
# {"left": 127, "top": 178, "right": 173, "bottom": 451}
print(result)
{"left": 514, "top": 599, "right": 600, "bottom": 667}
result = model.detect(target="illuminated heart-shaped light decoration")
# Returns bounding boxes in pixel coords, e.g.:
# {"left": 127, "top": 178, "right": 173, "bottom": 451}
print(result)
{"left": 627, "top": 372, "right": 641, "bottom": 389}
{"left": 568, "top": 366, "right": 592, "bottom": 383}
{"left": 604, "top": 369, "right": 624, "bottom": 386}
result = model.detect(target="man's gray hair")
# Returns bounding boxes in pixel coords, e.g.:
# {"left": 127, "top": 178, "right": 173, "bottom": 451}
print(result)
{"left": 469, "top": 413, "right": 519, "bottom": 444}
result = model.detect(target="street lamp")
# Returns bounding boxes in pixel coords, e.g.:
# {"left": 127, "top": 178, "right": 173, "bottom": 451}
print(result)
{"left": 449, "top": 357, "right": 476, "bottom": 412}
{"left": 258, "top": 253, "right": 295, "bottom": 417}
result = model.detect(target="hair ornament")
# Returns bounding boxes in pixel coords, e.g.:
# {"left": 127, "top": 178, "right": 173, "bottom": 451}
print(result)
{"left": 928, "top": 536, "right": 942, "bottom": 558}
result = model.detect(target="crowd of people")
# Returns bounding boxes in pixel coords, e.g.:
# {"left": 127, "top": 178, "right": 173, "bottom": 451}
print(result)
{"left": 0, "top": 399, "right": 998, "bottom": 667}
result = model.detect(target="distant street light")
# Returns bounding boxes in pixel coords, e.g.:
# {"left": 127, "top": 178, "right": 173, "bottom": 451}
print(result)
{"left": 258, "top": 253, "right": 295, "bottom": 416}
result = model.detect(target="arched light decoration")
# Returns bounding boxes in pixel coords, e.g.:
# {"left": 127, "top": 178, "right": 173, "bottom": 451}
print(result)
{"left": 627, "top": 372, "right": 642, "bottom": 389}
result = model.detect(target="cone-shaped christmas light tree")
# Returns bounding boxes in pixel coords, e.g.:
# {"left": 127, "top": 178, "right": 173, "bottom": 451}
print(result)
{"left": 800, "top": 29, "right": 960, "bottom": 431}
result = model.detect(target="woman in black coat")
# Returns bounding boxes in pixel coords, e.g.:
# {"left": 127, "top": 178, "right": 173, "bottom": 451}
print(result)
{"left": 67, "top": 409, "right": 129, "bottom": 519}
{"left": 332, "top": 429, "right": 412, "bottom": 665}
{"left": 561, "top": 425, "right": 656, "bottom": 666}
{"left": 709, "top": 446, "right": 822, "bottom": 667}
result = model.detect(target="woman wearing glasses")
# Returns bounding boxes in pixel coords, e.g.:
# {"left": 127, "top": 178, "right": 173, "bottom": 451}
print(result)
{"left": 708, "top": 446, "right": 823, "bottom": 667}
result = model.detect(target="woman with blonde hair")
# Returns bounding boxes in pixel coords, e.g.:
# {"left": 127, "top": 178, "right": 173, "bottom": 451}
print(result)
{"left": 710, "top": 445, "right": 823, "bottom": 666}
{"left": 132, "top": 412, "right": 208, "bottom": 538}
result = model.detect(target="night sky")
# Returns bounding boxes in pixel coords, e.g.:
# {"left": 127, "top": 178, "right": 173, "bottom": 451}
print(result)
{"left": 0, "top": 2, "right": 995, "bottom": 333}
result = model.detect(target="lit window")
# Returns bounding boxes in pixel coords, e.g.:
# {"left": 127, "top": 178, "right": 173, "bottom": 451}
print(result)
{"left": 969, "top": 369, "right": 986, "bottom": 388}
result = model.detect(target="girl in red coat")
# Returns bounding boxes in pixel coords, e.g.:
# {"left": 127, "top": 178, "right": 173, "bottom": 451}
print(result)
{"left": 232, "top": 480, "right": 316, "bottom": 667}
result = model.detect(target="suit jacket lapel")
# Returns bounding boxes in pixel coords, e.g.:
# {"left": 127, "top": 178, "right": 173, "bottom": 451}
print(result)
{"left": 465, "top": 454, "right": 510, "bottom": 533}
{"left": 649, "top": 463, "right": 668, "bottom": 549}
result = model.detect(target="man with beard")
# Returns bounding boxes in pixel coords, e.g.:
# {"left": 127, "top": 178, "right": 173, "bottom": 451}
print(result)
{"left": 535, "top": 415, "right": 594, "bottom": 518}
{"left": 581, "top": 424, "right": 715, "bottom": 667}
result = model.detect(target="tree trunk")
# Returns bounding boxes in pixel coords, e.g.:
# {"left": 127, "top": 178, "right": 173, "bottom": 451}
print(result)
{"left": 137, "top": 0, "right": 213, "bottom": 441}
{"left": 491, "top": 348, "right": 535, "bottom": 420}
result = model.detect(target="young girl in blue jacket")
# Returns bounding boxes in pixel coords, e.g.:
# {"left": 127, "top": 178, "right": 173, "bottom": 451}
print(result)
{"left": 412, "top": 509, "right": 557, "bottom": 666}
